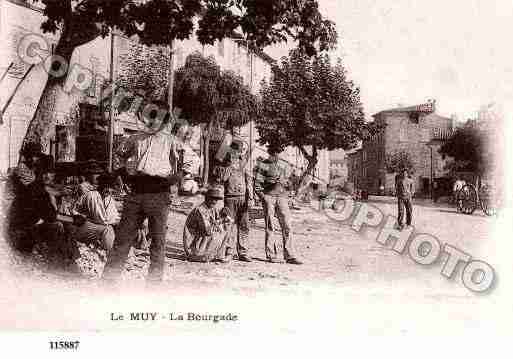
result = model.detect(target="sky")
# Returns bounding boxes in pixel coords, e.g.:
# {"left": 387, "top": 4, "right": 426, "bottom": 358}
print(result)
{"left": 265, "top": 0, "right": 513, "bottom": 121}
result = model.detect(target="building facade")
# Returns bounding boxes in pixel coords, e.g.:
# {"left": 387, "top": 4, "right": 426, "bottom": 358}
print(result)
{"left": 348, "top": 101, "right": 455, "bottom": 196}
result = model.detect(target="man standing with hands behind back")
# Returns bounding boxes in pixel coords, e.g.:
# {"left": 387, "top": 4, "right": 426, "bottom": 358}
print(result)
{"left": 395, "top": 168, "right": 415, "bottom": 230}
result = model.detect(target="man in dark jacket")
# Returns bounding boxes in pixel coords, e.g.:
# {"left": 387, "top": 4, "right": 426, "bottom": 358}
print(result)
{"left": 29, "top": 155, "right": 79, "bottom": 268}
{"left": 395, "top": 169, "right": 415, "bottom": 230}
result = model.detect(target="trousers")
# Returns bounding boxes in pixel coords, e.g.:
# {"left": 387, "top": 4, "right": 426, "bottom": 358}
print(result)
{"left": 103, "top": 192, "right": 170, "bottom": 282}
{"left": 224, "top": 196, "right": 249, "bottom": 257}
{"left": 261, "top": 194, "right": 295, "bottom": 260}
{"left": 73, "top": 221, "right": 115, "bottom": 251}
{"left": 397, "top": 197, "right": 413, "bottom": 226}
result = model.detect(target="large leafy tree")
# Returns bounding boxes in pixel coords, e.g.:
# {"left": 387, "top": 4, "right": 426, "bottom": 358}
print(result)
{"left": 439, "top": 119, "right": 491, "bottom": 176}
{"left": 22, "top": 0, "right": 337, "bottom": 154}
{"left": 385, "top": 150, "right": 415, "bottom": 174}
{"left": 173, "top": 52, "right": 259, "bottom": 185}
{"left": 257, "top": 49, "right": 380, "bottom": 185}
{"left": 116, "top": 44, "right": 170, "bottom": 103}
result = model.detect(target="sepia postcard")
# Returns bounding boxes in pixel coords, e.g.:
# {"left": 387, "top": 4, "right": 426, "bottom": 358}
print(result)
{"left": 0, "top": 0, "right": 511, "bottom": 356}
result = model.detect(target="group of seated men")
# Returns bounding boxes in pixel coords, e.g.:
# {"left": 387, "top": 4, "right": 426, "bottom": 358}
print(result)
{"left": 11, "top": 143, "right": 123, "bottom": 269}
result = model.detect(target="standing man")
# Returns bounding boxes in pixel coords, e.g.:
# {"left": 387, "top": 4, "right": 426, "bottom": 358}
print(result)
{"left": 103, "top": 115, "right": 181, "bottom": 283}
{"left": 254, "top": 149, "right": 302, "bottom": 265}
{"left": 395, "top": 169, "right": 414, "bottom": 230}
{"left": 218, "top": 139, "right": 253, "bottom": 262}
{"left": 452, "top": 176, "right": 466, "bottom": 204}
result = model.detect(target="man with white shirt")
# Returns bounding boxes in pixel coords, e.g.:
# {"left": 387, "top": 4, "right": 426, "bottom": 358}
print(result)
{"left": 72, "top": 173, "right": 120, "bottom": 254}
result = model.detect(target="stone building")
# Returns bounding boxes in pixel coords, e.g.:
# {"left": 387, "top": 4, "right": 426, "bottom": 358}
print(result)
{"left": 348, "top": 101, "right": 455, "bottom": 196}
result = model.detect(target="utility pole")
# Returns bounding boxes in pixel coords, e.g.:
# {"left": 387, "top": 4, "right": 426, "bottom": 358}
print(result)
{"left": 107, "top": 30, "right": 115, "bottom": 172}
{"left": 248, "top": 39, "right": 254, "bottom": 178}
{"left": 168, "top": 40, "right": 175, "bottom": 115}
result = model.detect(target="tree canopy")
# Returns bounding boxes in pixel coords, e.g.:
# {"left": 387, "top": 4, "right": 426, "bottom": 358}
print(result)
{"left": 34, "top": 0, "right": 337, "bottom": 55}
{"left": 173, "top": 52, "right": 258, "bottom": 184}
{"left": 439, "top": 119, "right": 492, "bottom": 176}
{"left": 257, "top": 49, "right": 380, "bottom": 177}
{"left": 385, "top": 150, "right": 415, "bottom": 174}
{"left": 23, "top": 0, "right": 337, "bottom": 152}
{"left": 173, "top": 52, "right": 258, "bottom": 128}
{"left": 116, "top": 44, "right": 170, "bottom": 103}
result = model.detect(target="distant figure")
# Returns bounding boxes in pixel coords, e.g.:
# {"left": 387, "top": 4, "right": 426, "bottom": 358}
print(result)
{"left": 395, "top": 169, "right": 414, "bottom": 230}
{"left": 453, "top": 177, "right": 466, "bottom": 204}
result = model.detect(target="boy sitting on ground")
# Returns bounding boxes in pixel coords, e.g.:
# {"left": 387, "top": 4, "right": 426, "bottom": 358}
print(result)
{"left": 183, "top": 186, "right": 233, "bottom": 263}
{"left": 71, "top": 173, "right": 120, "bottom": 259}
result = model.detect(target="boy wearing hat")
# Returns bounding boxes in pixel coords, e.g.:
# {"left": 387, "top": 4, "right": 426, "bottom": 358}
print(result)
{"left": 77, "top": 160, "right": 105, "bottom": 196}
{"left": 183, "top": 186, "right": 233, "bottom": 263}
{"left": 216, "top": 139, "right": 253, "bottom": 262}
{"left": 72, "top": 173, "right": 120, "bottom": 256}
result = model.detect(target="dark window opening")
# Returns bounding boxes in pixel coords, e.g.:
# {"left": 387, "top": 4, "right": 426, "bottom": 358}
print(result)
{"left": 409, "top": 112, "right": 420, "bottom": 124}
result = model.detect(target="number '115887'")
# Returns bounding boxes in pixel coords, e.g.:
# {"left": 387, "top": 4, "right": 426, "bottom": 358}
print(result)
{"left": 49, "top": 341, "right": 80, "bottom": 350}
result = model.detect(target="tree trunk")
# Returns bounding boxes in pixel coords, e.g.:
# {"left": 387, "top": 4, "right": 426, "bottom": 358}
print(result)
{"left": 297, "top": 145, "right": 318, "bottom": 195}
{"left": 21, "top": 38, "right": 76, "bottom": 158}
{"left": 20, "top": 18, "right": 102, "bottom": 160}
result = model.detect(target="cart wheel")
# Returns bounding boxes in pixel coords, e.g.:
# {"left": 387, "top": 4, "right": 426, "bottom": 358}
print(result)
{"left": 459, "top": 184, "right": 478, "bottom": 214}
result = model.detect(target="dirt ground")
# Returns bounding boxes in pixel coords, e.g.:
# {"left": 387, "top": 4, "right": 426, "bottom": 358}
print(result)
{"left": 2, "top": 194, "right": 496, "bottom": 294}
{"left": 0, "top": 189, "right": 508, "bottom": 334}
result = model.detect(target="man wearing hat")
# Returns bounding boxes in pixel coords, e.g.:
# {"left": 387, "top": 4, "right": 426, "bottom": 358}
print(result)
{"left": 13, "top": 142, "right": 44, "bottom": 187}
{"left": 183, "top": 186, "right": 233, "bottom": 263}
{"left": 10, "top": 142, "right": 44, "bottom": 251}
{"left": 72, "top": 173, "right": 120, "bottom": 256}
{"left": 28, "top": 154, "right": 80, "bottom": 267}
{"left": 216, "top": 138, "right": 253, "bottom": 262}
{"left": 77, "top": 160, "right": 105, "bottom": 196}
{"left": 254, "top": 149, "right": 302, "bottom": 265}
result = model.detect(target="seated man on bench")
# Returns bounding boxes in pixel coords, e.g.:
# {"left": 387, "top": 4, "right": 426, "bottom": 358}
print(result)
{"left": 72, "top": 173, "right": 120, "bottom": 258}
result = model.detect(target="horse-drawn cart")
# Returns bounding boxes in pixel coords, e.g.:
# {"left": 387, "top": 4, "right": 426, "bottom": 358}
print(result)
{"left": 456, "top": 182, "right": 499, "bottom": 216}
